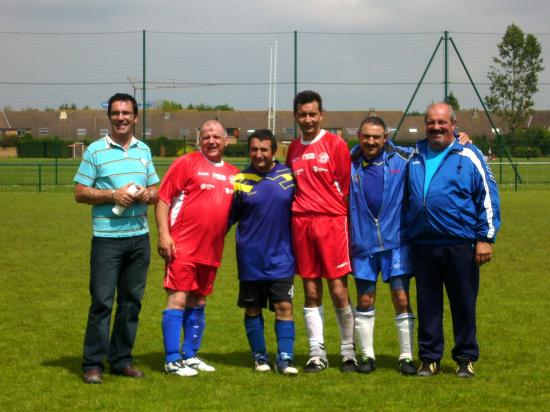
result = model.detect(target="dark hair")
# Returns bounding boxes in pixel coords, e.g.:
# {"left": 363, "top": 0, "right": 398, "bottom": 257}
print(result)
{"left": 108, "top": 93, "right": 138, "bottom": 116}
{"left": 248, "top": 129, "right": 277, "bottom": 152}
{"left": 359, "top": 116, "right": 387, "bottom": 133}
{"left": 293, "top": 90, "right": 323, "bottom": 113}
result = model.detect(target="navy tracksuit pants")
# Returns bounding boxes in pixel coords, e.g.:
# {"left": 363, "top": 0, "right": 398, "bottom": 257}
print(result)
{"left": 412, "top": 242, "right": 480, "bottom": 362}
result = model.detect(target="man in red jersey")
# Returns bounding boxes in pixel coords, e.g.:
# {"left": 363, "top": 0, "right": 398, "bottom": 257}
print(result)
{"left": 156, "top": 120, "right": 239, "bottom": 377}
{"left": 286, "top": 91, "right": 356, "bottom": 372}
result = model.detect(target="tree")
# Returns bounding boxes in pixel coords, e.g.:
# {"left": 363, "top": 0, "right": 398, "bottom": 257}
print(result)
{"left": 445, "top": 92, "right": 460, "bottom": 111}
{"left": 158, "top": 100, "right": 183, "bottom": 111}
{"left": 186, "top": 103, "right": 234, "bottom": 111}
{"left": 486, "top": 23, "right": 544, "bottom": 132}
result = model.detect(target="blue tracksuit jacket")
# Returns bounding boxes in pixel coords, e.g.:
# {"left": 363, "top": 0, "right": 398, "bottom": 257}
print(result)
{"left": 406, "top": 138, "right": 501, "bottom": 243}
{"left": 349, "top": 142, "right": 412, "bottom": 258}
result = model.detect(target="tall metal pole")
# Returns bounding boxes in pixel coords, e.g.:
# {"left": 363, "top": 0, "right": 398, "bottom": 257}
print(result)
{"left": 449, "top": 37, "right": 522, "bottom": 183}
{"left": 142, "top": 30, "right": 146, "bottom": 140}
{"left": 294, "top": 31, "right": 298, "bottom": 138}
{"left": 273, "top": 41, "right": 278, "bottom": 136}
{"left": 444, "top": 31, "right": 449, "bottom": 101}
{"left": 393, "top": 37, "right": 444, "bottom": 141}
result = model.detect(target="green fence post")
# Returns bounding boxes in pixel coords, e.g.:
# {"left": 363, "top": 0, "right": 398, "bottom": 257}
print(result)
{"left": 514, "top": 163, "right": 518, "bottom": 192}
{"left": 54, "top": 136, "right": 59, "bottom": 185}
{"left": 38, "top": 164, "right": 42, "bottom": 193}
{"left": 293, "top": 30, "right": 298, "bottom": 138}
{"left": 499, "top": 155, "right": 503, "bottom": 184}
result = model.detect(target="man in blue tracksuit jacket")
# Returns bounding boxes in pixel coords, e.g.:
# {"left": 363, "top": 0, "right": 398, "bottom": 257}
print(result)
{"left": 349, "top": 116, "right": 417, "bottom": 375}
{"left": 406, "top": 102, "right": 501, "bottom": 378}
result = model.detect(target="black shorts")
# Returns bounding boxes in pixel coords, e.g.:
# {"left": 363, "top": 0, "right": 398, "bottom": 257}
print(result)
{"left": 237, "top": 276, "right": 294, "bottom": 311}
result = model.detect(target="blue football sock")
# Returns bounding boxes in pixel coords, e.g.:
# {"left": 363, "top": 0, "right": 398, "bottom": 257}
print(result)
{"left": 244, "top": 314, "right": 266, "bottom": 359}
{"left": 162, "top": 309, "right": 184, "bottom": 363}
{"left": 181, "top": 305, "right": 205, "bottom": 359}
{"left": 275, "top": 319, "right": 295, "bottom": 361}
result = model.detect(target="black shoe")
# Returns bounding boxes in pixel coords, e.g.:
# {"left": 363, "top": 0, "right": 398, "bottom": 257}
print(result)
{"left": 82, "top": 368, "right": 103, "bottom": 384}
{"left": 111, "top": 364, "right": 145, "bottom": 378}
{"left": 340, "top": 357, "right": 358, "bottom": 373}
{"left": 303, "top": 356, "right": 328, "bottom": 373}
{"left": 357, "top": 357, "right": 376, "bottom": 374}
{"left": 399, "top": 358, "right": 417, "bottom": 375}
{"left": 417, "top": 360, "right": 440, "bottom": 377}
{"left": 456, "top": 359, "right": 475, "bottom": 378}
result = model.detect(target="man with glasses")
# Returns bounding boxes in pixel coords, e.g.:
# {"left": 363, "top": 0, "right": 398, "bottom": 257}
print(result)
{"left": 74, "top": 93, "right": 159, "bottom": 384}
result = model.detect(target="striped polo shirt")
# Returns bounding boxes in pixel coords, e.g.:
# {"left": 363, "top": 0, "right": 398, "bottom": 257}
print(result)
{"left": 74, "top": 135, "right": 159, "bottom": 238}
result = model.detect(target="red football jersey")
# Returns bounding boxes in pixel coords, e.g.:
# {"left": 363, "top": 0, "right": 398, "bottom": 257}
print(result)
{"left": 159, "top": 151, "right": 238, "bottom": 266}
{"left": 286, "top": 130, "right": 351, "bottom": 216}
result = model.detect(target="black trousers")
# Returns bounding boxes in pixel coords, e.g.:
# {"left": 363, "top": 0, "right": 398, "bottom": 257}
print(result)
{"left": 82, "top": 234, "right": 150, "bottom": 372}
{"left": 412, "top": 242, "right": 480, "bottom": 363}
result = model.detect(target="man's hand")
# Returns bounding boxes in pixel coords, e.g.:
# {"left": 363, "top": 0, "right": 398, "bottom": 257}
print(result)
{"left": 135, "top": 185, "right": 158, "bottom": 205}
{"left": 113, "top": 183, "right": 138, "bottom": 207}
{"left": 157, "top": 233, "right": 177, "bottom": 263}
{"left": 458, "top": 132, "right": 472, "bottom": 145}
{"left": 475, "top": 241, "right": 493, "bottom": 266}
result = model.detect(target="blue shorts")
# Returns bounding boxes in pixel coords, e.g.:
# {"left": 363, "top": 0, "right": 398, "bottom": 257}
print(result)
{"left": 352, "top": 245, "right": 412, "bottom": 283}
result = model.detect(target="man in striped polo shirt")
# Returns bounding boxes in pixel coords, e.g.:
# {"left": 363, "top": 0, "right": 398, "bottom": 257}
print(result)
{"left": 74, "top": 93, "right": 159, "bottom": 384}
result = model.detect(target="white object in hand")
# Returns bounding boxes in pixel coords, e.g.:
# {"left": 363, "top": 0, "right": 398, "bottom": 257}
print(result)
{"left": 112, "top": 184, "right": 139, "bottom": 216}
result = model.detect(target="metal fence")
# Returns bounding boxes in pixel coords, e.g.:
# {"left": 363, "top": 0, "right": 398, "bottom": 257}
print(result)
{"left": 0, "top": 160, "right": 548, "bottom": 192}
{"left": 1, "top": 30, "right": 549, "bottom": 132}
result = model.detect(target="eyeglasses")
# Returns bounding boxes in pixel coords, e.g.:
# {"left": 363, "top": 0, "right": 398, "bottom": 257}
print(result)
{"left": 109, "top": 111, "right": 134, "bottom": 118}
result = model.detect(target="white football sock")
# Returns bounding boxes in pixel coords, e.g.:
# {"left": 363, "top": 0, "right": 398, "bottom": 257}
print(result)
{"left": 335, "top": 305, "right": 355, "bottom": 359}
{"left": 395, "top": 312, "right": 415, "bottom": 360}
{"left": 355, "top": 308, "right": 375, "bottom": 359}
{"left": 303, "top": 306, "right": 326, "bottom": 358}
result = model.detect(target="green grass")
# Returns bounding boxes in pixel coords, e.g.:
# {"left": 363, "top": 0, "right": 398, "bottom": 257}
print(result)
{"left": 1, "top": 156, "right": 549, "bottom": 191}
{"left": 1, "top": 191, "right": 549, "bottom": 410}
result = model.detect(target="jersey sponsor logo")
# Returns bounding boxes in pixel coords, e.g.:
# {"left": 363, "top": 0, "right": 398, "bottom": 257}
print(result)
{"left": 336, "top": 261, "right": 349, "bottom": 269}
{"left": 294, "top": 168, "right": 304, "bottom": 176}
{"left": 302, "top": 153, "right": 315, "bottom": 160}
{"left": 212, "top": 172, "right": 227, "bottom": 181}
{"left": 267, "top": 173, "right": 295, "bottom": 190}
{"left": 198, "top": 171, "right": 210, "bottom": 176}
{"left": 225, "top": 187, "right": 234, "bottom": 194}
{"left": 312, "top": 166, "right": 329, "bottom": 173}
{"left": 318, "top": 152, "right": 329, "bottom": 163}
{"left": 200, "top": 183, "right": 215, "bottom": 190}
{"left": 390, "top": 169, "right": 401, "bottom": 174}
{"left": 412, "top": 161, "right": 421, "bottom": 164}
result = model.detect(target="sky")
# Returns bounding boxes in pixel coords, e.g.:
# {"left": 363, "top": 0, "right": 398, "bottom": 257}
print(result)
{"left": 2, "top": 0, "right": 549, "bottom": 34}
{"left": 1, "top": 0, "right": 549, "bottom": 111}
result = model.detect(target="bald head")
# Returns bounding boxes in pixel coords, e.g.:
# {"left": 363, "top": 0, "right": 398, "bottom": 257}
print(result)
{"left": 424, "top": 102, "right": 456, "bottom": 151}
{"left": 199, "top": 120, "right": 227, "bottom": 162}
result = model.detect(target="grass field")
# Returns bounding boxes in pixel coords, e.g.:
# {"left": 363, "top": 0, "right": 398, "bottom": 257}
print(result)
{"left": 1, "top": 156, "right": 550, "bottom": 191}
{"left": 1, "top": 190, "right": 549, "bottom": 411}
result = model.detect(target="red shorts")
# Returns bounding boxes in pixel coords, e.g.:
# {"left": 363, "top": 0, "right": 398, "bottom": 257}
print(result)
{"left": 164, "top": 259, "right": 218, "bottom": 296}
{"left": 291, "top": 215, "right": 351, "bottom": 279}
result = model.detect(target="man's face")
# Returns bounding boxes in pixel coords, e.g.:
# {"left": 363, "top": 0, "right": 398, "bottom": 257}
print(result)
{"left": 294, "top": 101, "right": 323, "bottom": 141}
{"left": 358, "top": 123, "right": 387, "bottom": 160}
{"left": 199, "top": 122, "right": 227, "bottom": 162}
{"left": 109, "top": 100, "right": 137, "bottom": 139}
{"left": 425, "top": 104, "right": 456, "bottom": 151}
{"left": 249, "top": 138, "right": 274, "bottom": 173}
